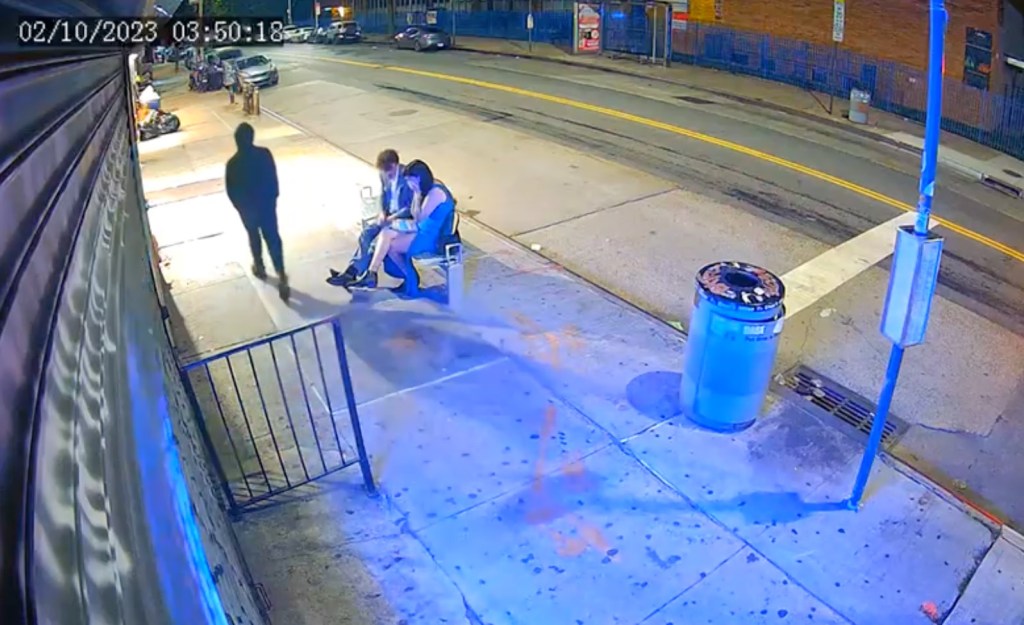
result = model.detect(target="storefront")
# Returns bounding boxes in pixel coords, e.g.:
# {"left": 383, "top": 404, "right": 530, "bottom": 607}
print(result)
{"left": 0, "top": 2, "right": 263, "bottom": 623}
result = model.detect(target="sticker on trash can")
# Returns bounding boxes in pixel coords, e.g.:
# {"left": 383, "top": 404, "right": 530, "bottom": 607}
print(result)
{"left": 743, "top": 325, "right": 766, "bottom": 336}
{"left": 773, "top": 319, "right": 785, "bottom": 335}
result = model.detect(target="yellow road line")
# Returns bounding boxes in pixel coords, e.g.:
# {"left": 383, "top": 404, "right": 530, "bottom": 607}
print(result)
{"left": 287, "top": 53, "right": 1024, "bottom": 264}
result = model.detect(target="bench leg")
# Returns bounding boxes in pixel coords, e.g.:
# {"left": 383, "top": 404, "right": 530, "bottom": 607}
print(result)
{"left": 445, "top": 261, "right": 464, "bottom": 311}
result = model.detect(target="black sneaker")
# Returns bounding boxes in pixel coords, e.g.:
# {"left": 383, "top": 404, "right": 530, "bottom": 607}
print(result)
{"left": 278, "top": 274, "right": 290, "bottom": 301}
{"left": 349, "top": 271, "right": 378, "bottom": 289}
{"left": 252, "top": 264, "right": 267, "bottom": 280}
{"left": 327, "top": 267, "right": 358, "bottom": 286}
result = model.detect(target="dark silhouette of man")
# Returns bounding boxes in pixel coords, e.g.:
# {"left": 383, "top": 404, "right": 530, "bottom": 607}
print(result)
{"left": 225, "top": 122, "right": 289, "bottom": 300}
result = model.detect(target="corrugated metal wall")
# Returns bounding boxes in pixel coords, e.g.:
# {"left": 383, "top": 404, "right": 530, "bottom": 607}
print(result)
{"left": 0, "top": 12, "right": 265, "bottom": 625}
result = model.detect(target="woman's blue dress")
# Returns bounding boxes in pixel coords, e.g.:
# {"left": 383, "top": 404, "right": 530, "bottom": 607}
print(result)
{"left": 408, "top": 182, "right": 456, "bottom": 257}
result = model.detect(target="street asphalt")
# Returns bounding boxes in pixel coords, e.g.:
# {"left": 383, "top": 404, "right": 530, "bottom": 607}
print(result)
{"left": 240, "top": 42, "right": 1024, "bottom": 527}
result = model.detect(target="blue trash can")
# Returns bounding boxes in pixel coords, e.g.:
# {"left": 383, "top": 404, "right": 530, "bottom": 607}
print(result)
{"left": 679, "top": 261, "right": 786, "bottom": 432}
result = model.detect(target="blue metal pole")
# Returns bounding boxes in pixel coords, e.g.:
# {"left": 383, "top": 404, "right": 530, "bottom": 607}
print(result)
{"left": 914, "top": 0, "right": 949, "bottom": 236}
{"left": 847, "top": 345, "right": 905, "bottom": 508}
{"left": 847, "top": 0, "right": 946, "bottom": 509}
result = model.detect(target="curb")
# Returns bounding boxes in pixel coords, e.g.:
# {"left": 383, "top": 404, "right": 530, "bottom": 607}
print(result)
{"left": 262, "top": 101, "right": 688, "bottom": 340}
{"left": 1004, "top": 525, "right": 1024, "bottom": 551}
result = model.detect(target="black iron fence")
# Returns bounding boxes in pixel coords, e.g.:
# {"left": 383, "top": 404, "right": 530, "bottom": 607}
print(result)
{"left": 181, "top": 316, "right": 375, "bottom": 513}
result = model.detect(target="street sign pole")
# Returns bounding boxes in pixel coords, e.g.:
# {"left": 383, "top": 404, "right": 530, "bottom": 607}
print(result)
{"left": 452, "top": 0, "right": 457, "bottom": 46}
{"left": 847, "top": 0, "right": 948, "bottom": 510}
{"left": 527, "top": 0, "right": 534, "bottom": 52}
{"left": 829, "top": 0, "right": 844, "bottom": 115}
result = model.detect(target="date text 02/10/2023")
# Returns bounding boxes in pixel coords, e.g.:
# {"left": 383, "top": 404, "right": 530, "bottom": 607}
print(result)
{"left": 16, "top": 17, "right": 287, "bottom": 48}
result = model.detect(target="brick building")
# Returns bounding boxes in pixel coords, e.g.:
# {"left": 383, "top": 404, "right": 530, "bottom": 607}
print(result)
{"left": 688, "top": 0, "right": 1012, "bottom": 94}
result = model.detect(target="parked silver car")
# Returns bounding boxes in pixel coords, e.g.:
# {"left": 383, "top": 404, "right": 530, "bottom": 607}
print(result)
{"left": 394, "top": 25, "right": 452, "bottom": 51}
{"left": 234, "top": 54, "right": 279, "bottom": 87}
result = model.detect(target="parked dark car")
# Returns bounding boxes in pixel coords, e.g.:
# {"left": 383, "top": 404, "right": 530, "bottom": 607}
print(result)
{"left": 394, "top": 25, "right": 452, "bottom": 51}
{"left": 330, "top": 21, "right": 363, "bottom": 43}
{"left": 209, "top": 46, "right": 245, "bottom": 64}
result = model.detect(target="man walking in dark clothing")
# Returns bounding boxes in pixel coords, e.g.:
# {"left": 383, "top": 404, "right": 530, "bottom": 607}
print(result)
{"left": 225, "top": 122, "right": 289, "bottom": 300}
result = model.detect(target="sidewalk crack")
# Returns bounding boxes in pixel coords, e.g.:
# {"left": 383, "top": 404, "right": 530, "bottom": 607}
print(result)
{"left": 637, "top": 543, "right": 746, "bottom": 624}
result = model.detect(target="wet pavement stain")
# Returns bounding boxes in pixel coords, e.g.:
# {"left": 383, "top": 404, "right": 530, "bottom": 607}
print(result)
{"left": 511, "top": 313, "right": 586, "bottom": 369}
{"left": 644, "top": 546, "right": 682, "bottom": 570}
{"left": 518, "top": 402, "right": 615, "bottom": 560}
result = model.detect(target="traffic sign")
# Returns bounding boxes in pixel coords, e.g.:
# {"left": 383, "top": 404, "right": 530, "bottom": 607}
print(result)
{"left": 832, "top": 0, "right": 845, "bottom": 43}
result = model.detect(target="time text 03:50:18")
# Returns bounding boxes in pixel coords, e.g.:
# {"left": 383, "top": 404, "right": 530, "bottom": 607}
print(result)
{"left": 17, "top": 17, "right": 288, "bottom": 47}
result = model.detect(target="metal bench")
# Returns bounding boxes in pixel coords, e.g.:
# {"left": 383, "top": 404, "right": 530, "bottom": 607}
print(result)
{"left": 411, "top": 210, "right": 464, "bottom": 310}
{"left": 358, "top": 185, "right": 464, "bottom": 309}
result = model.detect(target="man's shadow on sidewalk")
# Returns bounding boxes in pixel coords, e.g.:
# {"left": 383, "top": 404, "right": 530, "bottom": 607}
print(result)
{"left": 282, "top": 281, "right": 509, "bottom": 397}
{"left": 497, "top": 470, "right": 846, "bottom": 533}
{"left": 701, "top": 491, "right": 849, "bottom": 526}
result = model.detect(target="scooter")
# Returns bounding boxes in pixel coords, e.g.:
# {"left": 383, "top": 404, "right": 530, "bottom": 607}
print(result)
{"left": 139, "top": 110, "right": 180, "bottom": 141}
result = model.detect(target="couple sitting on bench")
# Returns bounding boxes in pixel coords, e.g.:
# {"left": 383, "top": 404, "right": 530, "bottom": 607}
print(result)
{"left": 327, "top": 149, "right": 459, "bottom": 296}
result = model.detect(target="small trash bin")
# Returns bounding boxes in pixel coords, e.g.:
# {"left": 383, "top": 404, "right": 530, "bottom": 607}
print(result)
{"left": 679, "top": 261, "right": 786, "bottom": 432}
{"left": 849, "top": 88, "right": 871, "bottom": 124}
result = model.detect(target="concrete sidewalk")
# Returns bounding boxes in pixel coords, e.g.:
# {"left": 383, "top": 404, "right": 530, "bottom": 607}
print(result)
{"left": 142, "top": 77, "right": 1024, "bottom": 625}
{"left": 364, "top": 33, "right": 1024, "bottom": 192}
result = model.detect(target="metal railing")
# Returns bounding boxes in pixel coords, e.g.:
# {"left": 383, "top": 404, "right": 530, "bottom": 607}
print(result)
{"left": 180, "top": 316, "right": 375, "bottom": 513}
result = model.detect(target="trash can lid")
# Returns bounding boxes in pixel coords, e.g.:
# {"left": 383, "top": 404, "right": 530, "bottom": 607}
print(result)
{"left": 695, "top": 261, "right": 785, "bottom": 311}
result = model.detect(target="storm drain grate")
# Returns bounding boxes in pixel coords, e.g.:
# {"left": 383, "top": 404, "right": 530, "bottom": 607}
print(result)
{"left": 675, "top": 95, "right": 717, "bottom": 105}
{"left": 981, "top": 175, "right": 1023, "bottom": 199}
{"left": 777, "top": 365, "right": 909, "bottom": 448}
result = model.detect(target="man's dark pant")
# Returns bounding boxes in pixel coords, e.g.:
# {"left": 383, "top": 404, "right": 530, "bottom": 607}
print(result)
{"left": 347, "top": 221, "right": 410, "bottom": 280}
{"left": 349, "top": 221, "right": 382, "bottom": 275}
{"left": 241, "top": 205, "right": 284, "bottom": 274}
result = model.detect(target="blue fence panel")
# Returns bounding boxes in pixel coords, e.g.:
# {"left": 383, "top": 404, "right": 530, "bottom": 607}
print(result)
{"left": 603, "top": 3, "right": 651, "bottom": 56}
{"left": 359, "top": 11, "right": 391, "bottom": 34}
{"left": 671, "top": 23, "right": 1024, "bottom": 160}
{"left": 389, "top": 10, "right": 573, "bottom": 44}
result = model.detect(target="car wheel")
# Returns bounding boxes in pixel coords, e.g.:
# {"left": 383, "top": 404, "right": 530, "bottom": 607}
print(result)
{"left": 414, "top": 39, "right": 422, "bottom": 51}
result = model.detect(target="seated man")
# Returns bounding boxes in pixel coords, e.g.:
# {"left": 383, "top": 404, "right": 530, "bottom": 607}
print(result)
{"left": 348, "top": 159, "right": 457, "bottom": 295}
{"left": 327, "top": 148, "right": 414, "bottom": 287}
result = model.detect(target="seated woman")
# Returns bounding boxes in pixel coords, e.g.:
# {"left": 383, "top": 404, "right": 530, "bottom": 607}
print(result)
{"left": 349, "top": 159, "right": 455, "bottom": 294}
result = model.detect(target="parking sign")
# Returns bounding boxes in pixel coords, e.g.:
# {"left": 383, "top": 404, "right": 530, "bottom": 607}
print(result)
{"left": 832, "top": 0, "right": 845, "bottom": 43}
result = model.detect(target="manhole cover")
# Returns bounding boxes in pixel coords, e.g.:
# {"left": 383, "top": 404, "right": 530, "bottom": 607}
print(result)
{"left": 1003, "top": 169, "right": 1022, "bottom": 178}
{"left": 777, "top": 365, "right": 908, "bottom": 448}
{"left": 675, "top": 95, "right": 716, "bottom": 105}
{"left": 388, "top": 109, "right": 418, "bottom": 117}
